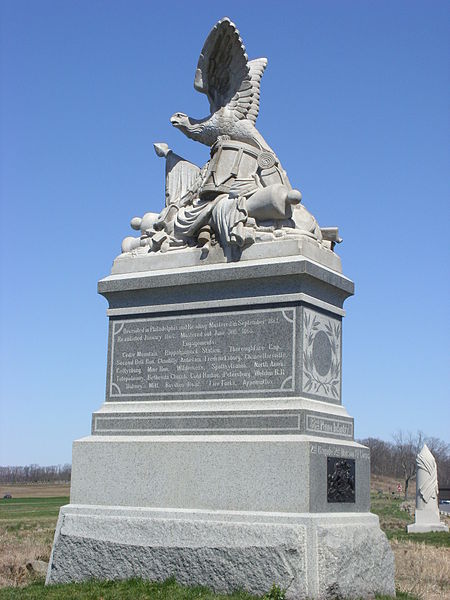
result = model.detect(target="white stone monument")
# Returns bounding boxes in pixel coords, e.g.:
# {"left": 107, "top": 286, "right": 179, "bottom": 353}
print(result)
{"left": 407, "top": 444, "right": 448, "bottom": 533}
{"left": 47, "top": 17, "right": 395, "bottom": 599}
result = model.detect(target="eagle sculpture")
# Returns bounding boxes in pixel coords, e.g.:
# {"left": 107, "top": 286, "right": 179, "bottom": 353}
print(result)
{"left": 121, "top": 16, "right": 339, "bottom": 257}
{"left": 170, "top": 17, "right": 272, "bottom": 151}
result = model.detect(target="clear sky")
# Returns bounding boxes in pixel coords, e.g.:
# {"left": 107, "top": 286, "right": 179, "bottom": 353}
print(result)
{"left": 1, "top": 0, "right": 449, "bottom": 465}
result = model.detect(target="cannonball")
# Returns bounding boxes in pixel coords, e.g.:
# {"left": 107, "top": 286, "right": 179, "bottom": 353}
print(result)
{"left": 121, "top": 236, "right": 140, "bottom": 253}
{"left": 130, "top": 217, "right": 142, "bottom": 230}
{"left": 140, "top": 212, "right": 159, "bottom": 231}
{"left": 287, "top": 189, "right": 302, "bottom": 205}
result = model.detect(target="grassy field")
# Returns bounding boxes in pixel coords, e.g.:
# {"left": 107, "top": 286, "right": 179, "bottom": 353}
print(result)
{"left": 369, "top": 492, "right": 449, "bottom": 599}
{"left": 0, "top": 495, "right": 68, "bottom": 589}
{"left": 0, "top": 487, "right": 448, "bottom": 599}
{"left": 370, "top": 492, "right": 450, "bottom": 546}
{"left": 0, "top": 497, "right": 69, "bottom": 521}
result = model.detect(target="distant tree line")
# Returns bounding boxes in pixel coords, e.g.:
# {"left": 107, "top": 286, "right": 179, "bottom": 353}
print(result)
{"left": 359, "top": 431, "right": 450, "bottom": 499}
{"left": 0, "top": 464, "right": 71, "bottom": 484}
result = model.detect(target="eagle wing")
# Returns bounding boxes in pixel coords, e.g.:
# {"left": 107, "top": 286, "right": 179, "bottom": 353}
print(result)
{"left": 227, "top": 58, "right": 267, "bottom": 124}
{"left": 195, "top": 17, "right": 259, "bottom": 115}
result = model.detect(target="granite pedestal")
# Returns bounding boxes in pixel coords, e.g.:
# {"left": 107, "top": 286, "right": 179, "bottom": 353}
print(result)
{"left": 47, "top": 241, "right": 395, "bottom": 599}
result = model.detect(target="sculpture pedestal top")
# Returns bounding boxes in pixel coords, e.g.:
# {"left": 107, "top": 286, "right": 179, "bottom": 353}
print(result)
{"left": 112, "top": 236, "right": 342, "bottom": 276}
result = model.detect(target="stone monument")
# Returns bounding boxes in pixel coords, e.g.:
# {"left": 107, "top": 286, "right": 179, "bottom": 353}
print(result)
{"left": 407, "top": 444, "right": 448, "bottom": 533}
{"left": 47, "top": 17, "right": 395, "bottom": 599}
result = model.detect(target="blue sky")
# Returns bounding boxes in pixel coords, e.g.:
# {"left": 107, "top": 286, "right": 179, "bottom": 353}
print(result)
{"left": 1, "top": 0, "right": 448, "bottom": 465}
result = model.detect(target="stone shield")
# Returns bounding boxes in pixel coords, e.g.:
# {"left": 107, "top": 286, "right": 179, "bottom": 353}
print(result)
{"left": 200, "top": 140, "right": 287, "bottom": 198}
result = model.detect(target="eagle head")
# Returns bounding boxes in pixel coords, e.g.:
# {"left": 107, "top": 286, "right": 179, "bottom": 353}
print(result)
{"left": 170, "top": 112, "right": 190, "bottom": 129}
{"left": 170, "top": 112, "right": 205, "bottom": 142}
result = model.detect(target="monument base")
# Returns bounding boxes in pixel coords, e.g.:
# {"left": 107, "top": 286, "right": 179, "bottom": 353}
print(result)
{"left": 46, "top": 253, "right": 395, "bottom": 597}
{"left": 407, "top": 515, "right": 449, "bottom": 533}
{"left": 46, "top": 505, "right": 394, "bottom": 599}
{"left": 407, "top": 501, "right": 449, "bottom": 533}
{"left": 407, "top": 522, "right": 448, "bottom": 533}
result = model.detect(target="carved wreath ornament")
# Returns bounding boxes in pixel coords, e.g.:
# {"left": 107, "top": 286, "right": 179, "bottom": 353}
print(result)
{"left": 303, "top": 309, "right": 341, "bottom": 400}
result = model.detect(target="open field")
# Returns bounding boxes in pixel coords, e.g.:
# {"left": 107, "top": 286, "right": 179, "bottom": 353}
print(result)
{"left": 369, "top": 493, "right": 449, "bottom": 600}
{"left": 0, "top": 483, "right": 70, "bottom": 498}
{"left": 0, "top": 497, "right": 68, "bottom": 522}
{"left": 0, "top": 484, "right": 448, "bottom": 599}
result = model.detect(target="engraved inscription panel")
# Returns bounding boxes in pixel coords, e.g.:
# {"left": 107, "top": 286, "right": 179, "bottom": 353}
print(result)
{"left": 310, "top": 443, "right": 370, "bottom": 461}
{"left": 109, "top": 308, "right": 295, "bottom": 399}
{"left": 306, "top": 415, "right": 353, "bottom": 438}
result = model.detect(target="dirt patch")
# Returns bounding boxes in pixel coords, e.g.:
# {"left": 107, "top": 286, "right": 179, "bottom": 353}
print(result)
{"left": 392, "top": 538, "right": 450, "bottom": 600}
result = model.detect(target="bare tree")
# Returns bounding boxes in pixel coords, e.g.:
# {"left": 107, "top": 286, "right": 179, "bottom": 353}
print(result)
{"left": 392, "top": 430, "right": 424, "bottom": 500}
{"left": 0, "top": 464, "right": 71, "bottom": 484}
{"left": 357, "top": 433, "right": 449, "bottom": 494}
{"left": 359, "top": 437, "right": 395, "bottom": 477}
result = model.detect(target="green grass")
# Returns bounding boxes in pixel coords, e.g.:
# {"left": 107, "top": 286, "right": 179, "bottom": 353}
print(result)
{"left": 385, "top": 528, "right": 450, "bottom": 547}
{"left": 370, "top": 494, "right": 411, "bottom": 524}
{"left": 379, "top": 595, "right": 418, "bottom": 600}
{"left": 0, "top": 497, "right": 68, "bottom": 521}
{"left": 0, "top": 578, "right": 419, "bottom": 600}
{"left": 0, "top": 577, "right": 262, "bottom": 600}
{"left": 370, "top": 492, "right": 450, "bottom": 547}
